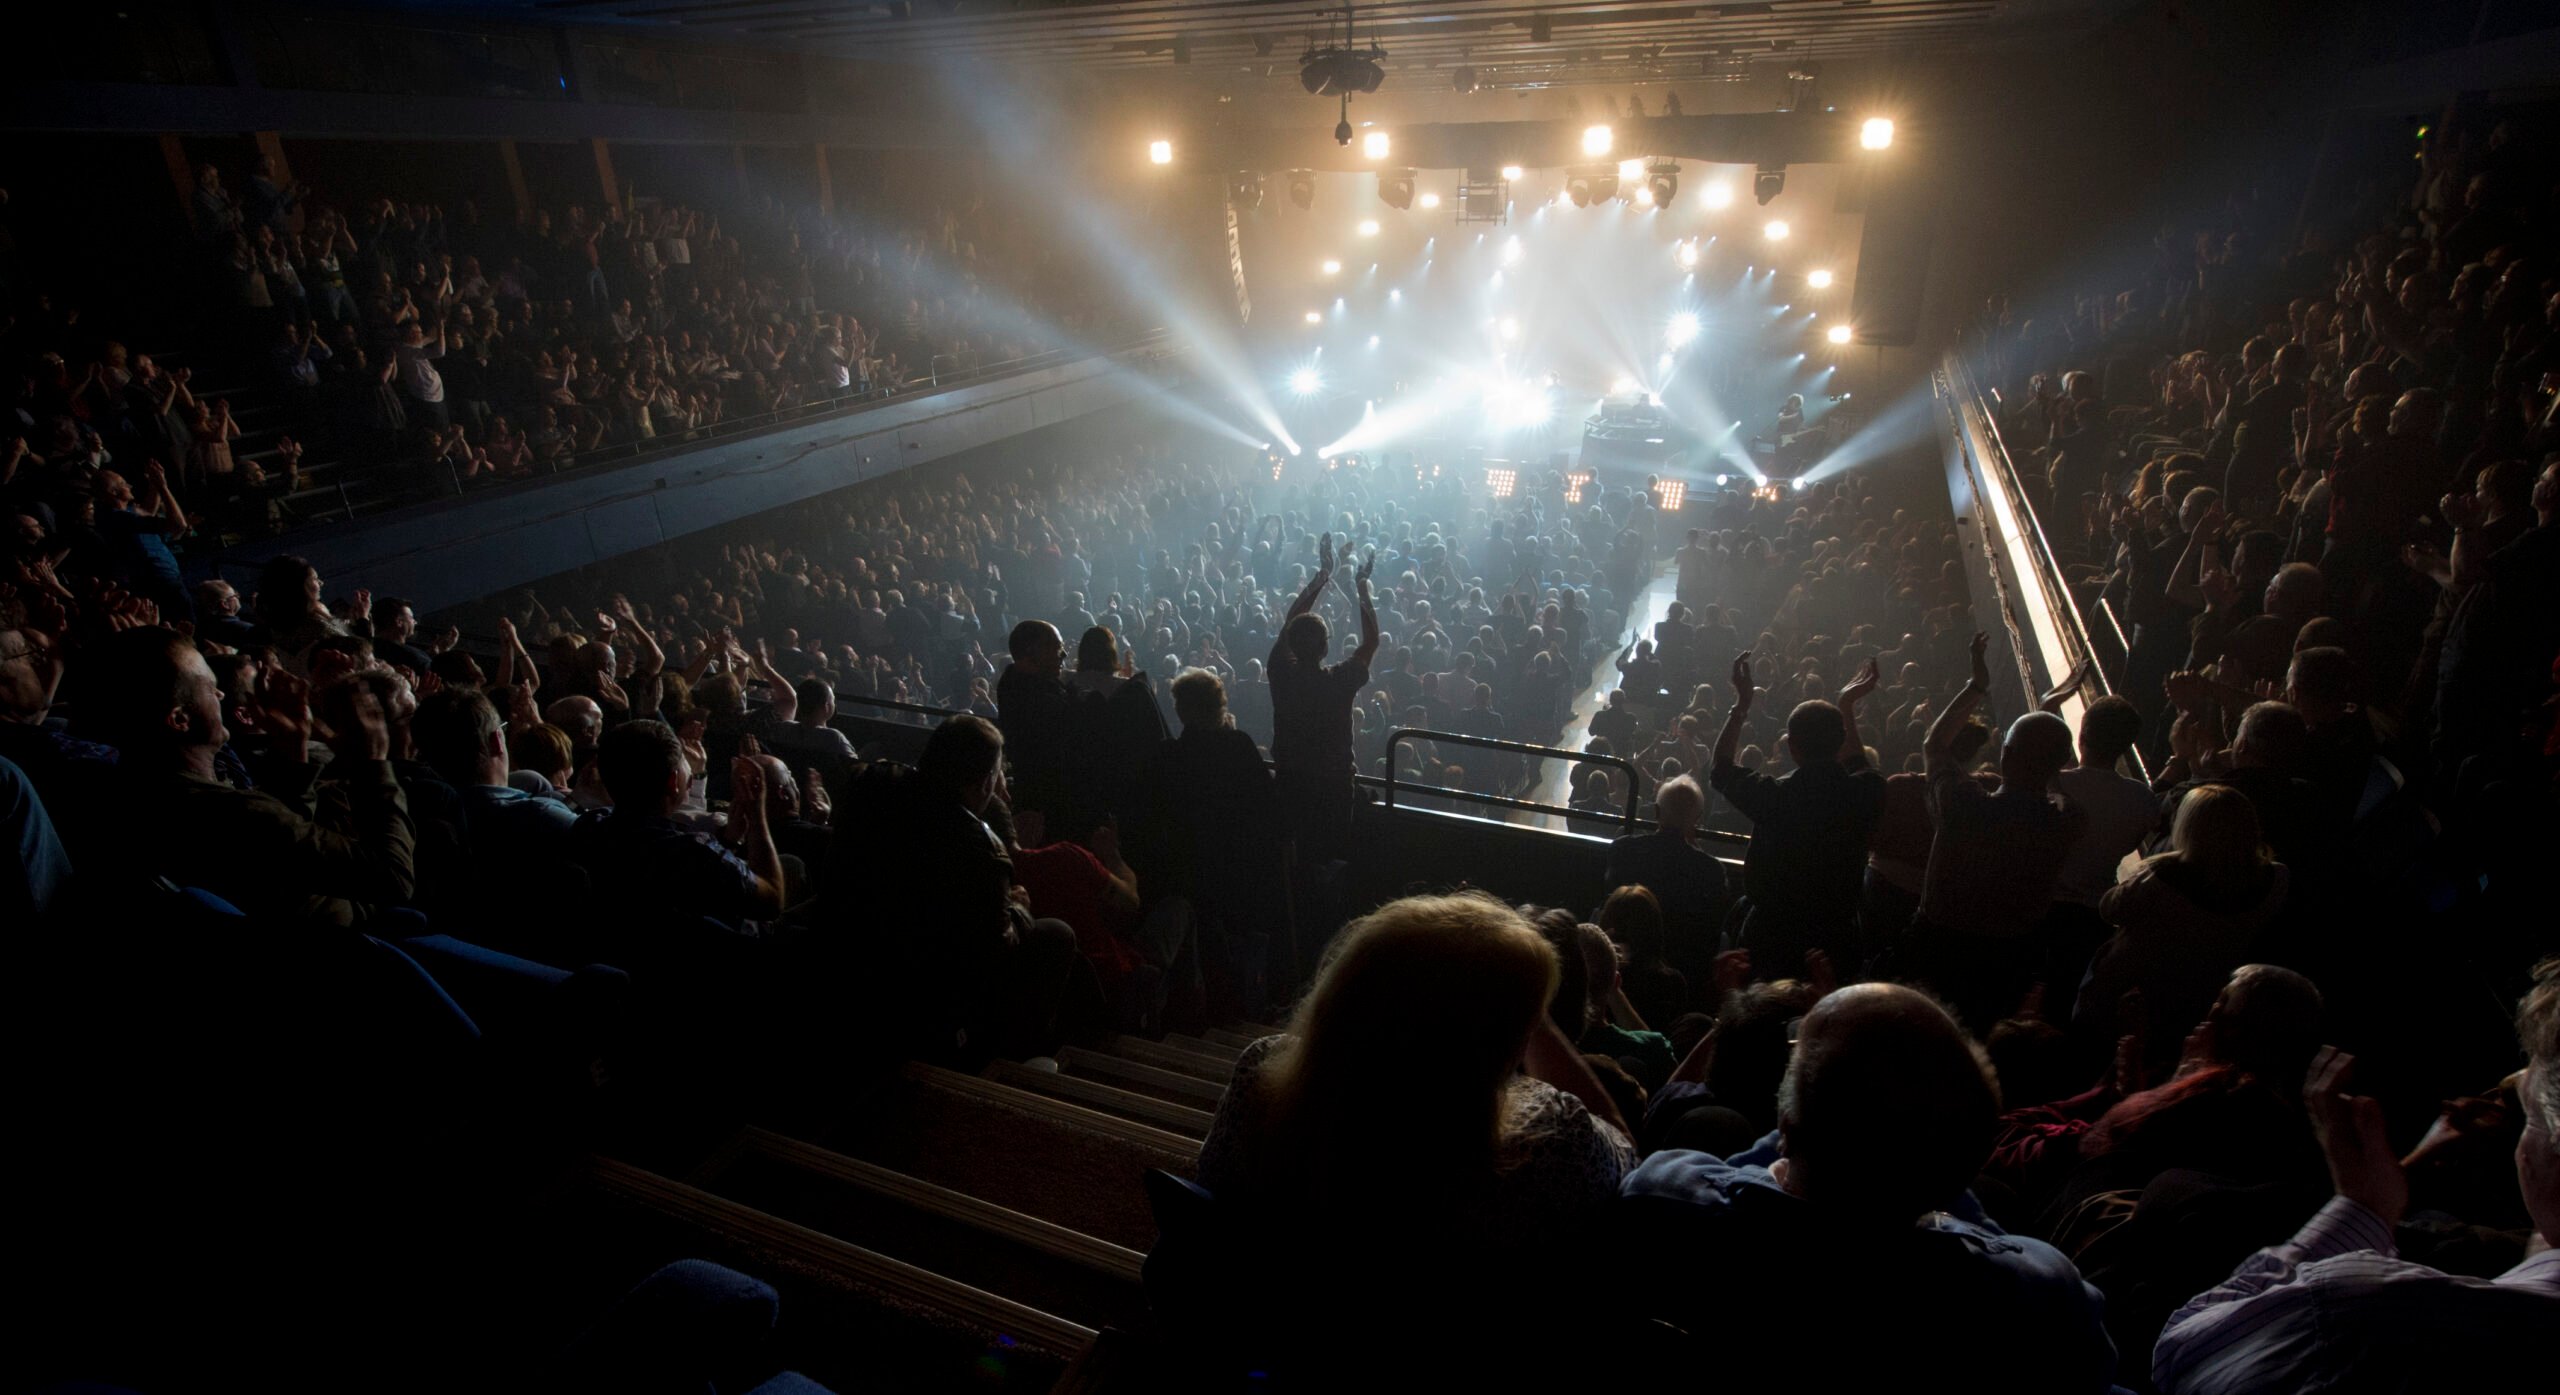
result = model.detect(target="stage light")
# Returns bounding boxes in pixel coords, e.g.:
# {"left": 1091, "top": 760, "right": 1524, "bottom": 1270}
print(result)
{"left": 1499, "top": 317, "right": 1521, "bottom": 340}
{"left": 1358, "top": 219, "right": 1381, "bottom": 236}
{"left": 1703, "top": 180, "right": 1734, "bottom": 209}
{"left": 1807, "top": 268, "right": 1834, "bottom": 288}
{"left": 1500, "top": 164, "right": 1524, "bottom": 182}
{"left": 1715, "top": 474, "right": 1731, "bottom": 486}
{"left": 1389, "top": 288, "right": 1401, "bottom": 301}
{"left": 1289, "top": 366, "right": 1323, "bottom": 395}
{"left": 1486, "top": 467, "right": 1518, "bottom": 498}
{"left": 1303, "top": 310, "right": 1323, "bottom": 324}
{"left": 1635, "top": 185, "right": 1656, "bottom": 206}
{"left": 1675, "top": 240, "right": 1700, "bottom": 269}
{"left": 1228, "top": 170, "right": 1264, "bottom": 209}
{"left": 1501, "top": 236, "right": 1523, "bottom": 265}
{"left": 1794, "top": 476, "right": 1813, "bottom": 490}
{"left": 1826, "top": 323, "right": 1854, "bottom": 344}
{"left": 1335, "top": 116, "right": 1354, "bottom": 146}
{"left": 1363, "top": 130, "right": 1392, "bottom": 159}
{"left": 1860, "top": 117, "right": 1895, "bottom": 150}
{"left": 1287, "top": 170, "right": 1315, "bottom": 209}
{"left": 1321, "top": 259, "right": 1342, "bottom": 275}
{"left": 1764, "top": 220, "right": 1791, "bottom": 241}
{"left": 1666, "top": 312, "right": 1701, "bottom": 347}
{"left": 1566, "top": 175, "right": 1592, "bottom": 207}
{"left": 1583, "top": 124, "right": 1613, "bottom": 156}
{"left": 1610, "top": 375, "right": 1639, "bottom": 397}
{"left": 1418, "top": 191, "right": 1442, "bottom": 209}
{"left": 1367, "top": 335, "right": 1380, "bottom": 347}
{"left": 1617, "top": 158, "right": 1645, "bottom": 183}
{"left": 1148, "top": 139, "right": 1173, "bottom": 165}
{"left": 1754, "top": 164, "right": 1786, "bottom": 205}
{"left": 1654, "top": 479, "right": 1686, "bottom": 511}
{"left": 1646, "top": 162, "right": 1679, "bottom": 206}
{"left": 1379, "top": 169, "right": 1415, "bottom": 209}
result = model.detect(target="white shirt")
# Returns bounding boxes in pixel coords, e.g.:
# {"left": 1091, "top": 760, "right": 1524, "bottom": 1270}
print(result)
{"left": 394, "top": 339, "right": 447, "bottom": 404}
{"left": 2052, "top": 762, "right": 2159, "bottom": 906}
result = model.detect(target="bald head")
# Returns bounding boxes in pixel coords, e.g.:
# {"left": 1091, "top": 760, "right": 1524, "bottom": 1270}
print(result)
{"left": 2001, "top": 710, "right": 2073, "bottom": 790}
{"left": 1779, "top": 983, "right": 1999, "bottom": 1220}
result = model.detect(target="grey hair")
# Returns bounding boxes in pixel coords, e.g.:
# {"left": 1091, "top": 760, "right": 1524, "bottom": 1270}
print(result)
{"left": 2523, "top": 958, "right": 2560, "bottom": 1152}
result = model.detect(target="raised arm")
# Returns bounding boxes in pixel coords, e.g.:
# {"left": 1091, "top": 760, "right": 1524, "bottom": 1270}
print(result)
{"left": 1838, "top": 657, "right": 1880, "bottom": 773}
{"left": 1353, "top": 548, "right": 1381, "bottom": 666}
{"left": 1925, "top": 632, "right": 1993, "bottom": 776}
{"left": 2162, "top": 498, "right": 2224, "bottom": 609}
{"left": 1711, "top": 652, "right": 1754, "bottom": 775}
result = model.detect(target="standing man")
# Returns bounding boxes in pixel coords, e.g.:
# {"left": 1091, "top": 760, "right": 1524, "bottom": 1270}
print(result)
{"left": 1709, "top": 653, "right": 1885, "bottom": 979}
{"left": 1268, "top": 534, "right": 1379, "bottom": 862}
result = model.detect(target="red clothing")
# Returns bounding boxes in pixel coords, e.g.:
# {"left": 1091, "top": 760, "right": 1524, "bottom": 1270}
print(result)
{"left": 1010, "top": 840, "right": 1141, "bottom": 981}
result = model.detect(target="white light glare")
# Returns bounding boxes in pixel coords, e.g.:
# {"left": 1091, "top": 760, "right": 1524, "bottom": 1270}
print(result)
{"left": 1827, "top": 323, "right": 1854, "bottom": 345}
{"left": 1148, "top": 139, "right": 1172, "bottom": 165}
{"left": 1609, "top": 375, "right": 1639, "bottom": 397}
{"left": 1764, "top": 220, "right": 1791, "bottom": 241}
{"left": 1675, "top": 240, "right": 1700, "bottom": 269}
{"left": 1303, "top": 310, "right": 1323, "bottom": 324}
{"left": 1500, "top": 164, "right": 1525, "bottom": 182}
{"left": 1419, "top": 191, "right": 1442, "bottom": 209}
{"left": 1703, "top": 180, "right": 1734, "bottom": 209}
{"left": 1289, "top": 366, "right": 1323, "bottom": 395}
{"left": 1500, "top": 236, "right": 1524, "bottom": 266}
{"left": 1807, "top": 268, "right": 1834, "bottom": 288}
{"left": 1635, "top": 185, "right": 1656, "bottom": 206}
{"left": 1582, "top": 124, "right": 1613, "bottom": 156}
{"left": 1367, "top": 335, "right": 1380, "bottom": 347}
{"left": 1617, "top": 159, "right": 1645, "bottom": 182}
{"left": 1357, "top": 219, "right": 1381, "bottom": 237}
{"left": 1363, "top": 130, "right": 1391, "bottom": 159}
{"left": 1666, "top": 312, "right": 1701, "bottom": 348}
{"left": 1321, "top": 259, "right": 1342, "bottom": 276}
{"left": 1499, "top": 317, "right": 1521, "bottom": 341}
{"left": 1860, "top": 117, "right": 1895, "bottom": 150}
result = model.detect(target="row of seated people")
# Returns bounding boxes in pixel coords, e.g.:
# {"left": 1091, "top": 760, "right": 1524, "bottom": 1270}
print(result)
{"left": 2, "top": 148, "right": 1111, "bottom": 542}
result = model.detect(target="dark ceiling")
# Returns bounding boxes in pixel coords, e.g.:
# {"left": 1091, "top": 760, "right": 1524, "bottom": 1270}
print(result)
{"left": 507, "top": 0, "right": 2129, "bottom": 89}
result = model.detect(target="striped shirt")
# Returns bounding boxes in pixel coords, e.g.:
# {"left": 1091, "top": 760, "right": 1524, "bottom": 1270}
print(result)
{"left": 2153, "top": 1195, "right": 2560, "bottom": 1393}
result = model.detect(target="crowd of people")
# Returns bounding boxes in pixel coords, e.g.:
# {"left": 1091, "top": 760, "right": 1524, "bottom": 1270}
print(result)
{"left": 8, "top": 99, "right": 2557, "bottom": 1393}
{"left": 3, "top": 149, "right": 1116, "bottom": 546}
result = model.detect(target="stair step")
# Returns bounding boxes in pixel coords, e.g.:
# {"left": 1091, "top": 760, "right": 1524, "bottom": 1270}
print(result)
{"left": 1095, "top": 1035, "right": 1233, "bottom": 1082}
{"left": 1161, "top": 1033, "right": 1244, "bottom": 1064}
{"left": 1057, "top": 1047, "right": 1227, "bottom": 1106}
{"left": 1199, "top": 1028, "right": 1270, "bottom": 1051}
{"left": 983, "top": 1060, "right": 1214, "bottom": 1138}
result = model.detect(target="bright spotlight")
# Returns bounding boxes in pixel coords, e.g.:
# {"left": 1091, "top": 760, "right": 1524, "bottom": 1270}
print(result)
{"left": 1807, "top": 268, "right": 1834, "bottom": 288}
{"left": 1289, "top": 366, "right": 1323, "bottom": 395}
{"left": 1303, "top": 310, "right": 1323, "bottom": 325}
{"left": 1703, "top": 180, "right": 1734, "bottom": 209}
{"left": 1609, "top": 375, "right": 1639, "bottom": 397}
{"left": 1826, "top": 323, "right": 1854, "bottom": 344}
{"left": 1357, "top": 219, "right": 1381, "bottom": 237}
{"left": 1763, "top": 220, "right": 1791, "bottom": 241}
{"left": 1675, "top": 240, "right": 1700, "bottom": 269}
{"left": 1363, "top": 130, "right": 1392, "bottom": 159}
{"left": 1635, "top": 184, "right": 1656, "bottom": 207}
{"left": 1321, "top": 259, "right": 1342, "bottom": 276}
{"left": 1499, "top": 317, "right": 1521, "bottom": 341}
{"left": 1367, "top": 335, "right": 1380, "bottom": 347}
{"left": 1418, "top": 191, "right": 1442, "bottom": 209}
{"left": 1582, "top": 124, "right": 1613, "bottom": 156}
{"left": 1860, "top": 117, "right": 1895, "bottom": 150}
{"left": 1389, "top": 288, "right": 1401, "bottom": 301}
{"left": 1500, "top": 236, "right": 1523, "bottom": 265}
{"left": 1500, "top": 164, "right": 1525, "bottom": 182}
{"left": 1794, "top": 476, "right": 1813, "bottom": 490}
{"left": 1617, "top": 158, "right": 1645, "bottom": 183}
{"left": 1715, "top": 474, "right": 1731, "bottom": 486}
{"left": 1666, "top": 312, "right": 1701, "bottom": 348}
{"left": 1148, "top": 139, "right": 1173, "bottom": 165}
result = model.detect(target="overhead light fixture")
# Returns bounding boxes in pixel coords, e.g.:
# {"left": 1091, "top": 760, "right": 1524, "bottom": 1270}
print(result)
{"left": 1675, "top": 240, "right": 1700, "bottom": 269}
{"left": 1635, "top": 185, "right": 1655, "bottom": 206}
{"left": 1418, "top": 191, "right": 1442, "bottom": 209}
{"left": 1500, "top": 163, "right": 1525, "bottom": 182}
{"left": 1287, "top": 170, "right": 1316, "bottom": 209}
{"left": 1753, "top": 163, "right": 1786, "bottom": 205}
{"left": 1290, "top": 366, "right": 1324, "bottom": 394}
{"left": 1807, "top": 268, "right": 1834, "bottom": 288}
{"left": 1148, "top": 139, "right": 1173, "bottom": 165}
{"left": 1303, "top": 310, "right": 1323, "bottom": 324}
{"left": 1321, "top": 259, "right": 1342, "bottom": 275}
{"left": 1616, "top": 158, "right": 1645, "bottom": 183}
{"left": 1363, "top": 129, "right": 1392, "bottom": 160}
{"left": 1666, "top": 311, "right": 1701, "bottom": 347}
{"left": 1582, "top": 124, "right": 1613, "bottom": 156}
{"left": 1228, "top": 170, "right": 1264, "bottom": 209}
{"left": 1646, "top": 162, "right": 1679, "bottom": 206}
{"left": 1703, "top": 180, "right": 1734, "bottom": 209}
{"left": 1860, "top": 116, "right": 1895, "bottom": 150}
{"left": 1379, "top": 168, "right": 1415, "bottom": 209}
{"left": 1763, "top": 219, "right": 1791, "bottom": 240}
{"left": 1453, "top": 65, "right": 1478, "bottom": 93}
{"left": 1357, "top": 218, "right": 1381, "bottom": 236}
{"left": 1566, "top": 173, "right": 1592, "bottom": 207}
{"left": 1827, "top": 323, "right": 1854, "bottom": 344}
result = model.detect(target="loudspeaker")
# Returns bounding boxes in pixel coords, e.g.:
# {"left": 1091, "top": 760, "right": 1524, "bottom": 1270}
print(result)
{"left": 1847, "top": 161, "right": 1935, "bottom": 347}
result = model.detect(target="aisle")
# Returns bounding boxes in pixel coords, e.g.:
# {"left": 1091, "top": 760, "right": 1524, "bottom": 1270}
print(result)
{"left": 1526, "top": 563, "right": 1683, "bottom": 829}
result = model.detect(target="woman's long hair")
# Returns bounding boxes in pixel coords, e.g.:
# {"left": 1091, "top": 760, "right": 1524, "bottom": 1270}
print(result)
{"left": 1258, "top": 894, "right": 1557, "bottom": 1213}
{"left": 2162, "top": 783, "right": 2273, "bottom": 904}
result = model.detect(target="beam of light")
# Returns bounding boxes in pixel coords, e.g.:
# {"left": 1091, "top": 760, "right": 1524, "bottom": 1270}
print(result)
{"left": 1827, "top": 323, "right": 1855, "bottom": 344}
{"left": 1358, "top": 219, "right": 1381, "bottom": 236}
{"left": 1861, "top": 117, "right": 1895, "bottom": 150}
{"left": 1304, "top": 310, "right": 1323, "bottom": 324}
{"left": 1675, "top": 240, "right": 1699, "bottom": 269}
{"left": 1617, "top": 159, "right": 1646, "bottom": 183}
{"left": 1583, "top": 124, "right": 1613, "bottom": 156}
{"left": 1792, "top": 384, "right": 1936, "bottom": 486}
{"left": 1666, "top": 312, "right": 1701, "bottom": 348}
{"left": 1418, "top": 191, "right": 1441, "bottom": 209}
{"left": 1363, "top": 130, "right": 1391, "bottom": 159}
{"left": 1702, "top": 180, "right": 1734, "bottom": 209}
{"left": 1501, "top": 164, "right": 1525, "bottom": 181}
{"left": 1500, "top": 235, "right": 1524, "bottom": 265}
{"left": 1321, "top": 259, "right": 1342, "bottom": 275}
{"left": 1148, "top": 139, "right": 1173, "bottom": 165}
{"left": 1764, "top": 220, "right": 1790, "bottom": 240}
{"left": 1807, "top": 267, "right": 1834, "bottom": 288}
{"left": 1288, "top": 365, "right": 1323, "bottom": 396}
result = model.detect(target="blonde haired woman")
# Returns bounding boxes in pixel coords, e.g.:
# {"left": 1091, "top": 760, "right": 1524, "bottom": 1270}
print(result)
{"left": 2076, "top": 784, "right": 2291, "bottom": 1079}
{"left": 1185, "top": 892, "right": 1631, "bottom": 1380}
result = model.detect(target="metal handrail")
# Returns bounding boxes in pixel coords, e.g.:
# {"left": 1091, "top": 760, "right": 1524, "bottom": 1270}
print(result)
{"left": 1383, "top": 726, "right": 1643, "bottom": 834}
